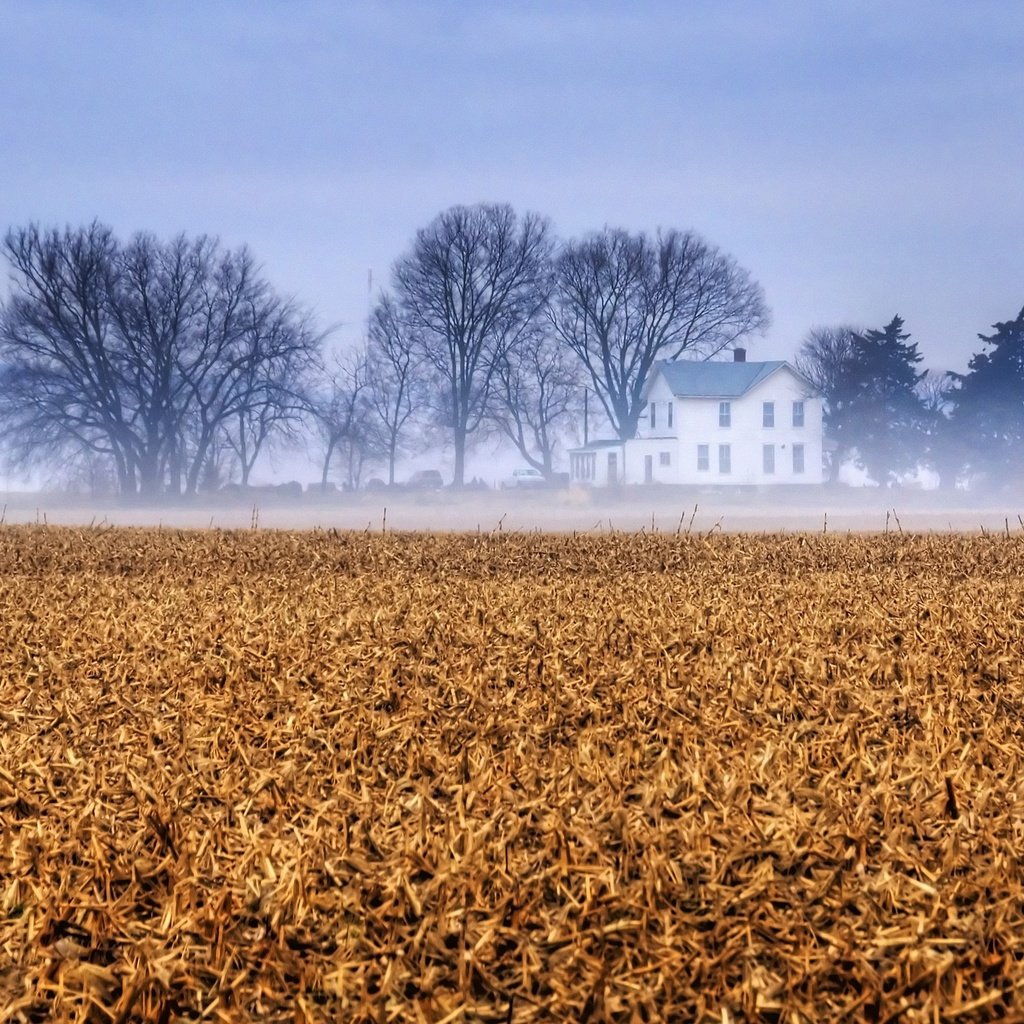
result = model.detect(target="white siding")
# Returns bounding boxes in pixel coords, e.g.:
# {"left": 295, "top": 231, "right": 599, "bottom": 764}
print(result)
{"left": 623, "top": 438, "right": 680, "bottom": 484}
{"left": 635, "top": 377, "right": 678, "bottom": 440}
{"left": 576, "top": 363, "right": 824, "bottom": 486}
{"left": 644, "top": 365, "right": 823, "bottom": 485}
{"left": 685, "top": 372, "right": 821, "bottom": 484}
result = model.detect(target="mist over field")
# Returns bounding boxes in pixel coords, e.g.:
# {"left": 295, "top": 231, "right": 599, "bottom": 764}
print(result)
{"left": 4, "top": 485, "right": 1024, "bottom": 535}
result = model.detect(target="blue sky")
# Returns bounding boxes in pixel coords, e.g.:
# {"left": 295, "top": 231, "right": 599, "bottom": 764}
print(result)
{"left": 2, "top": 0, "right": 1022, "bottom": 372}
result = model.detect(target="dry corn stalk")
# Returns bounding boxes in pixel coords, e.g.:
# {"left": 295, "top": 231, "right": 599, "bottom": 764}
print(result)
{"left": 1, "top": 526, "right": 1024, "bottom": 1021}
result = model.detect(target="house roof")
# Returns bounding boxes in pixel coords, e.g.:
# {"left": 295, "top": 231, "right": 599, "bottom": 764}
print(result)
{"left": 648, "top": 359, "right": 796, "bottom": 398}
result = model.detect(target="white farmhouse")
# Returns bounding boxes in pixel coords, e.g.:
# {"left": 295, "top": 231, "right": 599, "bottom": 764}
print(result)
{"left": 568, "top": 350, "right": 824, "bottom": 486}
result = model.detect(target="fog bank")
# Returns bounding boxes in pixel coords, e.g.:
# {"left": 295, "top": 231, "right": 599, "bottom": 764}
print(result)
{"left": 5, "top": 486, "right": 1024, "bottom": 536}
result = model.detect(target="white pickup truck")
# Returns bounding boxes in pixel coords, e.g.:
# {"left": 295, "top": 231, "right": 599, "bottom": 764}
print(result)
{"left": 501, "top": 468, "right": 546, "bottom": 489}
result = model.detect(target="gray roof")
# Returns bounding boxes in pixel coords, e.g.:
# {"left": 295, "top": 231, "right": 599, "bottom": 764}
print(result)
{"left": 649, "top": 359, "right": 794, "bottom": 398}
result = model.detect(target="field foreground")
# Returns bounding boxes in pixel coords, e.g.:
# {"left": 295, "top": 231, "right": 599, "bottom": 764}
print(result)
{"left": 2, "top": 527, "right": 1024, "bottom": 1021}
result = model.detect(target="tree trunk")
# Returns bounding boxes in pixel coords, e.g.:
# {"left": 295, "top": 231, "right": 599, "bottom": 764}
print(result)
{"left": 185, "top": 433, "right": 213, "bottom": 496}
{"left": 452, "top": 430, "right": 466, "bottom": 488}
{"left": 320, "top": 437, "right": 337, "bottom": 492}
{"left": 167, "top": 444, "right": 182, "bottom": 497}
{"left": 138, "top": 452, "right": 162, "bottom": 498}
{"left": 113, "top": 447, "right": 134, "bottom": 499}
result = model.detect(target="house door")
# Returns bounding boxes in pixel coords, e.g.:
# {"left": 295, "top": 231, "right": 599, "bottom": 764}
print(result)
{"left": 607, "top": 452, "right": 618, "bottom": 484}
{"left": 644, "top": 454, "right": 653, "bottom": 483}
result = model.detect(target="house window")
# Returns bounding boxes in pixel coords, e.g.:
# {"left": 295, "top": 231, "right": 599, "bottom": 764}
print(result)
{"left": 763, "top": 401, "right": 775, "bottom": 428}
{"left": 650, "top": 402, "right": 656, "bottom": 430}
{"left": 718, "top": 444, "right": 731, "bottom": 474}
{"left": 793, "top": 443, "right": 805, "bottom": 474}
{"left": 792, "top": 400, "right": 805, "bottom": 427}
{"left": 763, "top": 444, "right": 775, "bottom": 474}
{"left": 719, "top": 401, "right": 731, "bottom": 428}
{"left": 659, "top": 451, "right": 671, "bottom": 466}
{"left": 667, "top": 402, "right": 673, "bottom": 429}
{"left": 697, "top": 444, "right": 709, "bottom": 472}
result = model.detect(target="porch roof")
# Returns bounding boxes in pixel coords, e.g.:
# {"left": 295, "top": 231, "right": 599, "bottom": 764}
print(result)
{"left": 567, "top": 439, "right": 625, "bottom": 454}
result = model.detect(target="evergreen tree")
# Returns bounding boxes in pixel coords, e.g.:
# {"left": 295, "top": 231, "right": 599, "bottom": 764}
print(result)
{"left": 831, "top": 316, "right": 928, "bottom": 485}
{"left": 946, "top": 307, "right": 1024, "bottom": 486}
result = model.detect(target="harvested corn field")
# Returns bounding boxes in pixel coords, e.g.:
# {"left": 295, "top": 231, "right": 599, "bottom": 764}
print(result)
{"left": 2, "top": 526, "right": 1024, "bottom": 1022}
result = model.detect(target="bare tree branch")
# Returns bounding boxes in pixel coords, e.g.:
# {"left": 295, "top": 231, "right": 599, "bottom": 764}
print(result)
{"left": 490, "top": 325, "right": 583, "bottom": 475}
{"left": 551, "top": 227, "right": 769, "bottom": 440}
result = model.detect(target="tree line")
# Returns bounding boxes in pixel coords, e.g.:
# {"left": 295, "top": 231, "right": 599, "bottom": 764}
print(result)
{"left": 795, "top": 309, "right": 1024, "bottom": 488}
{"left": 0, "top": 206, "right": 769, "bottom": 494}
{"left": 2, "top": 206, "right": 1020, "bottom": 496}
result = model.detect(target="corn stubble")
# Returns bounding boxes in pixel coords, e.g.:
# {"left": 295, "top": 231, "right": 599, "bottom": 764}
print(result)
{"left": 2, "top": 526, "right": 1024, "bottom": 1022}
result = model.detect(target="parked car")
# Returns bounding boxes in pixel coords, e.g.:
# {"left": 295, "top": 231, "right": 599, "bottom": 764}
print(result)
{"left": 406, "top": 469, "right": 444, "bottom": 490}
{"left": 501, "top": 467, "right": 546, "bottom": 489}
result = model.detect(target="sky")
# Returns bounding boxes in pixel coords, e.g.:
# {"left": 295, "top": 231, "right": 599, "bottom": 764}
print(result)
{"left": 1, "top": 0, "right": 1022, "bottom": 380}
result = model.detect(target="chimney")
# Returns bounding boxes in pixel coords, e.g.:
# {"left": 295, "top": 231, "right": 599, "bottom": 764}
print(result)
{"left": 733, "top": 347, "right": 747, "bottom": 362}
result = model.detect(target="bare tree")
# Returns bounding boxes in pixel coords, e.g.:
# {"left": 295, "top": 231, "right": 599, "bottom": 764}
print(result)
{"left": 491, "top": 326, "right": 583, "bottom": 476}
{"left": 1, "top": 223, "right": 141, "bottom": 494}
{"left": 794, "top": 324, "right": 860, "bottom": 481}
{"left": 140, "top": 243, "right": 322, "bottom": 497}
{"left": 916, "top": 368, "right": 952, "bottom": 416}
{"left": 107, "top": 231, "right": 212, "bottom": 494}
{"left": 218, "top": 300, "right": 321, "bottom": 486}
{"left": 915, "top": 368, "right": 963, "bottom": 489}
{"left": 552, "top": 227, "right": 769, "bottom": 440}
{"left": 391, "top": 203, "right": 553, "bottom": 487}
{"left": 0, "top": 223, "right": 322, "bottom": 498}
{"left": 308, "top": 347, "right": 372, "bottom": 491}
{"left": 794, "top": 325, "right": 860, "bottom": 408}
{"left": 365, "top": 294, "right": 421, "bottom": 485}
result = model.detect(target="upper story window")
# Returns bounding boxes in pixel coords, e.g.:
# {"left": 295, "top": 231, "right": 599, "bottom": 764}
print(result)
{"left": 667, "top": 402, "right": 673, "bottom": 429}
{"left": 719, "top": 401, "right": 731, "bottom": 428}
{"left": 650, "top": 402, "right": 656, "bottom": 430}
{"left": 792, "top": 400, "right": 805, "bottom": 428}
{"left": 762, "top": 401, "right": 775, "bottom": 428}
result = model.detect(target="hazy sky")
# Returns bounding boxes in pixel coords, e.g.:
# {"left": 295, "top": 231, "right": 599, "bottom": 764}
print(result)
{"left": 2, "top": 1, "right": 1022, "bottom": 373}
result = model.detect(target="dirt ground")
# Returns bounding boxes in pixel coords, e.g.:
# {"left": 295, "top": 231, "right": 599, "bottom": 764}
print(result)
{"left": 4, "top": 485, "right": 1024, "bottom": 534}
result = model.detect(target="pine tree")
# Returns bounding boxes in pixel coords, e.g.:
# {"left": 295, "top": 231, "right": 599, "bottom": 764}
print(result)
{"left": 946, "top": 307, "right": 1024, "bottom": 486}
{"left": 831, "top": 316, "right": 928, "bottom": 485}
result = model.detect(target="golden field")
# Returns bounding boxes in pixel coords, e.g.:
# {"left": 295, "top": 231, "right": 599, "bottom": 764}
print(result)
{"left": 2, "top": 525, "right": 1024, "bottom": 1022}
